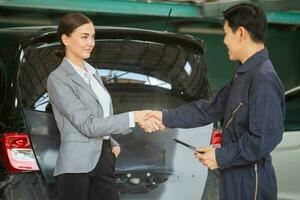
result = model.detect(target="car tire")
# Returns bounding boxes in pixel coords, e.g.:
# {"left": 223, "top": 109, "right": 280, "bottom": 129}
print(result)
{"left": 1, "top": 172, "right": 54, "bottom": 200}
{"left": 201, "top": 169, "right": 220, "bottom": 200}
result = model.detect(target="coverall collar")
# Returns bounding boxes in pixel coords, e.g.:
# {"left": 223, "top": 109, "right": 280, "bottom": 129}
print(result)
{"left": 236, "top": 48, "right": 269, "bottom": 74}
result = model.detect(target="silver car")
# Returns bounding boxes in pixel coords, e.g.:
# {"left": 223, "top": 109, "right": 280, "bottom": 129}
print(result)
{"left": 272, "top": 86, "right": 300, "bottom": 200}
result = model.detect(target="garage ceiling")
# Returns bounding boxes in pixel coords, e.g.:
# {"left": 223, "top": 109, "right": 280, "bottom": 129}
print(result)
{"left": 0, "top": 0, "right": 299, "bottom": 27}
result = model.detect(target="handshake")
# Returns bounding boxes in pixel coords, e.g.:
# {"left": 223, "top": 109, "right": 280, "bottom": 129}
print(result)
{"left": 133, "top": 110, "right": 165, "bottom": 133}
{"left": 133, "top": 110, "right": 219, "bottom": 170}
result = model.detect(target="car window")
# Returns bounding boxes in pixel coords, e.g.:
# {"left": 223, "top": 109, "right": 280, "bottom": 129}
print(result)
{"left": 0, "top": 58, "right": 5, "bottom": 112}
{"left": 284, "top": 95, "right": 300, "bottom": 131}
{"left": 18, "top": 38, "right": 209, "bottom": 113}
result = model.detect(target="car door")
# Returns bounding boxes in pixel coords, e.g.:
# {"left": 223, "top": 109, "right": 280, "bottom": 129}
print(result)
{"left": 0, "top": 57, "right": 5, "bottom": 114}
{"left": 272, "top": 87, "right": 300, "bottom": 200}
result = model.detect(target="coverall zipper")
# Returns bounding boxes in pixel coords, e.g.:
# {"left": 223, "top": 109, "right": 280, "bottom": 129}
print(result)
{"left": 225, "top": 102, "right": 244, "bottom": 128}
{"left": 254, "top": 163, "right": 258, "bottom": 200}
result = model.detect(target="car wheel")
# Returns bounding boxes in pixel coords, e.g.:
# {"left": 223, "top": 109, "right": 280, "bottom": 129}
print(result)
{"left": 201, "top": 169, "right": 220, "bottom": 200}
{"left": 1, "top": 172, "right": 54, "bottom": 200}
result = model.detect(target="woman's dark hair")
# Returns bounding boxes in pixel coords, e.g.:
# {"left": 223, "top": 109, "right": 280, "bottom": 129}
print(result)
{"left": 56, "top": 13, "right": 92, "bottom": 56}
{"left": 223, "top": 3, "right": 267, "bottom": 43}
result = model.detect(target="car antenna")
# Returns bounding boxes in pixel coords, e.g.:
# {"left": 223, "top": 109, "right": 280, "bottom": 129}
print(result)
{"left": 163, "top": 8, "right": 172, "bottom": 32}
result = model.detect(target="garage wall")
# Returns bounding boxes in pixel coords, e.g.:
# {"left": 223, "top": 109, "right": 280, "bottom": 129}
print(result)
{"left": 178, "top": 26, "right": 300, "bottom": 92}
{"left": 266, "top": 27, "right": 300, "bottom": 91}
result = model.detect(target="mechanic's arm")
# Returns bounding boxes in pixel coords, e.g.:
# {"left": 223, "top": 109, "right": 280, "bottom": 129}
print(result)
{"left": 162, "top": 83, "right": 231, "bottom": 128}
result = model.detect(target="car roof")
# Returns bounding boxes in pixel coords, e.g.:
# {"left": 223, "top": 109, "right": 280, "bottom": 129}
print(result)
{"left": 285, "top": 85, "right": 300, "bottom": 100}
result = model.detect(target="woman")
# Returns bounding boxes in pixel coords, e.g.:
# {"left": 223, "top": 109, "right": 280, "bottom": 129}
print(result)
{"left": 47, "top": 13, "right": 159, "bottom": 200}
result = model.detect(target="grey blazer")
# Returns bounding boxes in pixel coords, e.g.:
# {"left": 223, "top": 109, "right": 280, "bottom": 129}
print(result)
{"left": 47, "top": 58, "right": 132, "bottom": 176}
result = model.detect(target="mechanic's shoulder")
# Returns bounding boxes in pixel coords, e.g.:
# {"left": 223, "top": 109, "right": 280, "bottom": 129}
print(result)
{"left": 254, "top": 60, "right": 277, "bottom": 81}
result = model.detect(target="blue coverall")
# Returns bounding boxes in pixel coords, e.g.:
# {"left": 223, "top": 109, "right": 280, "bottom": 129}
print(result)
{"left": 163, "top": 48, "right": 285, "bottom": 200}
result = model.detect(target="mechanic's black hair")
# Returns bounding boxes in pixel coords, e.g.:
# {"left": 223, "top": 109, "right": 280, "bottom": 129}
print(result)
{"left": 223, "top": 3, "right": 267, "bottom": 43}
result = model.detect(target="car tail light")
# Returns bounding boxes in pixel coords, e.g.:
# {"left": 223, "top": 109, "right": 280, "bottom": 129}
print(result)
{"left": 210, "top": 129, "right": 222, "bottom": 147}
{"left": 0, "top": 132, "right": 39, "bottom": 173}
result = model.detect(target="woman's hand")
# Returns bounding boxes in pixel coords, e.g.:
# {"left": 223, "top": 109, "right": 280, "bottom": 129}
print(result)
{"left": 133, "top": 110, "right": 165, "bottom": 132}
{"left": 112, "top": 146, "right": 121, "bottom": 158}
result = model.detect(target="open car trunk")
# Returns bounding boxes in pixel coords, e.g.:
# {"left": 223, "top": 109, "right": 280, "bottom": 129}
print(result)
{"left": 17, "top": 27, "right": 212, "bottom": 199}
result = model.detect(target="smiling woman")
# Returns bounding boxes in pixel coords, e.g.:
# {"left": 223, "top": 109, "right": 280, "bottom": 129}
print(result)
{"left": 47, "top": 13, "right": 146, "bottom": 200}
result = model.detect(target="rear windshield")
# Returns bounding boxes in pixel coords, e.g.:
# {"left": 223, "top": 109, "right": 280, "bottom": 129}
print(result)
{"left": 17, "top": 33, "right": 212, "bottom": 194}
{"left": 18, "top": 37, "right": 209, "bottom": 112}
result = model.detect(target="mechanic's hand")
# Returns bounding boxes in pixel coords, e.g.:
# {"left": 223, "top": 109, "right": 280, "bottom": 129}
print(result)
{"left": 142, "top": 110, "right": 165, "bottom": 133}
{"left": 134, "top": 110, "right": 165, "bottom": 133}
{"left": 194, "top": 147, "right": 219, "bottom": 170}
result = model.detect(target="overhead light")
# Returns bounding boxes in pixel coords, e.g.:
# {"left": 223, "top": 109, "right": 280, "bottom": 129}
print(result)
{"left": 0, "top": 17, "right": 53, "bottom": 25}
{"left": 177, "top": 26, "right": 223, "bottom": 34}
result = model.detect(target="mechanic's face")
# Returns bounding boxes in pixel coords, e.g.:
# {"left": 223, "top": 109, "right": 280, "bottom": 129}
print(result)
{"left": 62, "top": 22, "right": 95, "bottom": 61}
{"left": 223, "top": 21, "right": 242, "bottom": 61}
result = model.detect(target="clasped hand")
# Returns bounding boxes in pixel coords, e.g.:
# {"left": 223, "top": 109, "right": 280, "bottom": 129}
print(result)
{"left": 133, "top": 110, "right": 164, "bottom": 133}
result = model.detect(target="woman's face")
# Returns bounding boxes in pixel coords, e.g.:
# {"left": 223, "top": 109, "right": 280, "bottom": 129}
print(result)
{"left": 62, "top": 22, "right": 95, "bottom": 61}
